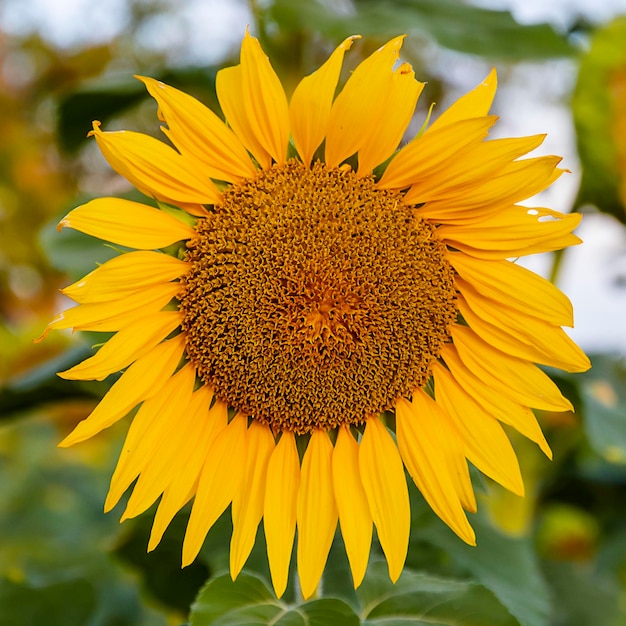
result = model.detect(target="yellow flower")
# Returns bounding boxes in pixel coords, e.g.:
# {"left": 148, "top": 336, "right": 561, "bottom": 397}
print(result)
{"left": 42, "top": 32, "right": 590, "bottom": 599}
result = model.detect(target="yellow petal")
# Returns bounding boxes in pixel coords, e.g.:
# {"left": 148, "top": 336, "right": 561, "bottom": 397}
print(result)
{"left": 452, "top": 232, "right": 583, "bottom": 260}
{"left": 122, "top": 397, "right": 198, "bottom": 520}
{"left": 406, "top": 134, "right": 547, "bottom": 202}
{"left": 216, "top": 66, "right": 271, "bottom": 170}
{"left": 428, "top": 68, "right": 497, "bottom": 131}
{"left": 90, "top": 121, "right": 221, "bottom": 206}
{"left": 450, "top": 252, "right": 573, "bottom": 327}
{"left": 297, "top": 430, "right": 338, "bottom": 599}
{"left": 408, "top": 149, "right": 559, "bottom": 214}
{"left": 149, "top": 392, "right": 228, "bottom": 551}
{"left": 438, "top": 207, "right": 582, "bottom": 258}
{"left": 290, "top": 36, "right": 360, "bottom": 166}
{"left": 59, "top": 334, "right": 185, "bottom": 447}
{"left": 239, "top": 31, "right": 290, "bottom": 165}
{"left": 432, "top": 363, "right": 525, "bottom": 496}
{"left": 326, "top": 36, "right": 423, "bottom": 171}
{"left": 441, "top": 343, "right": 552, "bottom": 458}
{"left": 58, "top": 311, "right": 182, "bottom": 381}
{"left": 451, "top": 324, "right": 573, "bottom": 412}
{"left": 356, "top": 62, "right": 423, "bottom": 176}
{"left": 332, "top": 425, "right": 372, "bottom": 588}
{"left": 38, "top": 282, "right": 179, "bottom": 341}
{"left": 58, "top": 198, "right": 196, "bottom": 249}
{"left": 61, "top": 251, "right": 188, "bottom": 303}
{"left": 359, "top": 416, "right": 410, "bottom": 582}
{"left": 182, "top": 413, "right": 248, "bottom": 566}
{"left": 230, "top": 421, "right": 276, "bottom": 579}
{"left": 122, "top": 389, "right": 217, "bottom": 522}
{"left": 263, "top": 431, "right": 300, "bottom": 598}
{"left": 457, "top": 287, "right": 591, "bottom": 373}
{"left": 138, "top": 76, "right": 256, "bottom": 182}
{"left": 378, "top": 116, "right": 497, "bottom": 190}
{"left": 216, "top": 32, "right": 289, "bottom": 169}
{"left": 396, "top": 395, "right": 476, "bottom": 544}
{"left": 104, "top": 363, "right": 196, "bottom": 511}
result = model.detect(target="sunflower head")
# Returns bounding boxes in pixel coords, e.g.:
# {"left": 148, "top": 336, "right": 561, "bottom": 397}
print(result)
{"left": 42, "top": 31, "right": 590, "bottom": 599}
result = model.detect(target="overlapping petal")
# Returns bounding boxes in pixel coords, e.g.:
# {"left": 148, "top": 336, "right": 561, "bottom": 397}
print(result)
{"left": 440, "top": 344, "right": 552, "bottom": 457}
{"left": 138, "top": 76, "right": 256, "bottom": 182}
{"left": 58, "top": 312, "right": 182, "bottom": 381}
{"left": 438, "top": 207, "right": 582, "bottom": 258}
{"left": 264, "top": 432, "right": 300, "bottom": 598}
{"left": 359, "top": 417, "right": 410, "bottom": 582}
{"left": 378, "top": 116, "right": 497, "bottom": 190}
{"left": 396, "top": 395, "right": 476, "bottom": 544}
{"left": 59, "top": 334, "right": 185, "bottom": 447}
{"left": 216, "top": 31, "right": 289, "bottom": 168}
{"left": 61, "top": 251, "right": 188, "bottom": 303}
{"left": 230, "top": 421, "right": 276, "bottom": 579}
{"left": 182, "top": 413, "right": 248, "bottom": 566}
{"left": 457, "top": 286, "right": 591, "bottom": 373}
{"left": 449, "top": 252, "right": 574, "bottom": 326}
{"left": 433, "top": 363, "right": 525, "bottom": 496}
{"left": 450, "top": 325, "right": 573, "bottom": 412}
{"left": 297, "top": 430, "right": 338, "bottom": 599}
{"left": 90, "top": 122, "right": 221, "bottom": 210}
{"left": 326, "top": 36, "right": 423, "bottom": 172}
{"left": 332, "top": 426, "right": 372, "bottom": 588}
{"left": 149, "top": 393, "right": 228, "bottom": 550}
{"left": 290, "top": 36, "right": 360, "bottom": 166}
{"left": 104, "top": 363, "right": 197, "bottom": 510}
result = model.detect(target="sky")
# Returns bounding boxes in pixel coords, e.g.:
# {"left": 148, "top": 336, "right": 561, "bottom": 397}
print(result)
{"left": 1, "top": 0, "right": 625, "bottom": 354}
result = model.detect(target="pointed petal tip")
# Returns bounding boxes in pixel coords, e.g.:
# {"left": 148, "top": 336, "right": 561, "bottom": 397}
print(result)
{"left": 57, "top": 434, "right": 76, "bottom": 448}
{"left": 103, "top": 494, "right": 118, "bottom": 514}
{"left": 388, "top": 561, "right": 403, "bottom": 584}
{"left": 87, "top": 120, "right": 102, "bottom": 138}
{"left": 542, "top": 442, "right": 554, "bottom": 461}
{"left": 271, "top": 577, "right": 287, "bottom": 600}
{"left": 181, "top": 540, "right": 199, "bottom": 569}
{"left": 341, "top": 34, "right": 361, "bottom": 49}
{"left": 33, "top": 327, "right": 49, "bottom": 344}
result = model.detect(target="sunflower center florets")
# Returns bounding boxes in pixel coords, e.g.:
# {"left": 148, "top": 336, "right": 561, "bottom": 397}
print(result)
{"left": 179, "top": 159, "right": 457, "bottom": 434}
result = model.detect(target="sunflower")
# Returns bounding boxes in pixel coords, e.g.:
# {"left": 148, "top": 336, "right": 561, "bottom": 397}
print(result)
{"left": 40, "top": 32, "right": 590, "bottom": 599}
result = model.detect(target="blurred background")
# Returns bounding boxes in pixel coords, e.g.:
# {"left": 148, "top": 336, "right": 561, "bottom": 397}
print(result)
{"left": 0, "top": 1, "right": 625, "bottom": 624}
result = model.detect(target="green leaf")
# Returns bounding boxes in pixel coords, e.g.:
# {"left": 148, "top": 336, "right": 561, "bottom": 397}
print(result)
{"left": 189, "top": 573, "right": 279, "bottom": 626}
{"left": 358, "top": 561, "right": 518, "bottom": 625}
{"left": 419, "top": 510, "right": 551, "bottom": 626}
{"left": 299, "top": 598, "right": 360, "bottom": 626}
{"left": 269, "top": 0, "right": 573, "bottom": 60}
{"left": 189, "top": 572, "right": 360, "bottom": 626}
{"left": 573, "top": 17, "right": 626, "bottom": 223}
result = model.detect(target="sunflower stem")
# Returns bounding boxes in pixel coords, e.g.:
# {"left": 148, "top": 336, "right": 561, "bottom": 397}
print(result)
{"left": 548, "top": 248, "right": 566, "bottom": 285}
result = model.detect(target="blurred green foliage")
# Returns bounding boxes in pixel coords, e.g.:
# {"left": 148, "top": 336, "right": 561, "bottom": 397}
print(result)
{"left": 1, "top": 1, "right": 626, "bottom": 625}
{"left": 573, "top": 16, "right": 626, "bottom": 224}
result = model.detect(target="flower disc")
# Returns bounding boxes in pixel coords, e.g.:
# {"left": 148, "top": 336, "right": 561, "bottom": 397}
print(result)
{"left": 180, "top": 159, "right": 457, "bottom": 433}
